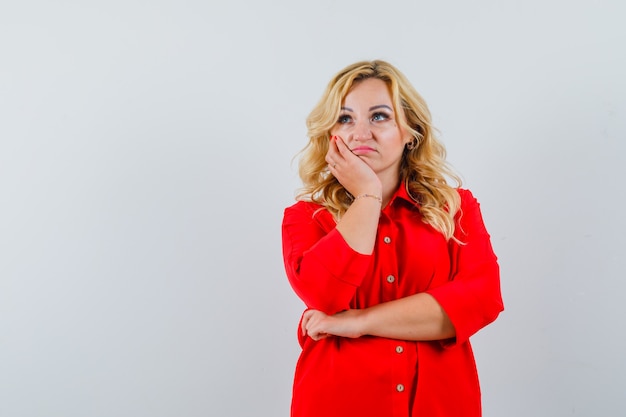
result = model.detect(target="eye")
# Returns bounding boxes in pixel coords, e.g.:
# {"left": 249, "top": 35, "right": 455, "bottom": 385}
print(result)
{"left": 371, "top": 112, "right": 390, "bottom": 122}
{"left": 337, "top": 114, "right": 353, "bottom": 124}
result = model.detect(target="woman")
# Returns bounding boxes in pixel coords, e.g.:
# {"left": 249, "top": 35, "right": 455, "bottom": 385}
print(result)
{"left": 281, "top": 60, "right": 503, "bottom": 417}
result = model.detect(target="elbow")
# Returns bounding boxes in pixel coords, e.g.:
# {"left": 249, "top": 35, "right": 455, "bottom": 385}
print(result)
{"left": 291, "top": 281, "right": 351, "bottom": 315}
{"left": 441, "top": 317, "right": 456, "bottom": 340}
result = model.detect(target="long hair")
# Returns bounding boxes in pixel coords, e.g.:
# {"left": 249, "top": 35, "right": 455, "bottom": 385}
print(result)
{"left": 296, "top": 60, "right": 462, "bottom": 240}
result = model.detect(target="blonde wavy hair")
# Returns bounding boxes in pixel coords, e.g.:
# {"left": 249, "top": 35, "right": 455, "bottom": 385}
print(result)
{"left": 296, "top": 60, "right": 462, "bottom": 240}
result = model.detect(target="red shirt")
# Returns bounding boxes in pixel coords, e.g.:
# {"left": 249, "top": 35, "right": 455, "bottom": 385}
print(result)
{"left": 282, "top": 185, "right": 503, "bottom": 417}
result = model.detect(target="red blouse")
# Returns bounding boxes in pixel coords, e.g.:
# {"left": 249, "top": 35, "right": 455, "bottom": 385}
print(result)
{"left": 281, "top": 185, "right": 503, "bottom": 417}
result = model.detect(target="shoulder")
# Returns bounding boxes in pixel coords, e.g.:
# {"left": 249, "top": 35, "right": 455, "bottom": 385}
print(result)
{"left": 284, "top": 200, "right": 322, "bottom": 216}
{"left": 453, "top": 188, "right": 491, "bottom": 236}
{"left": 454, "top": 188, "right": 483, "bottom": 223}
{"left": 456, "top": 188, "right": 481, "bottom": 209}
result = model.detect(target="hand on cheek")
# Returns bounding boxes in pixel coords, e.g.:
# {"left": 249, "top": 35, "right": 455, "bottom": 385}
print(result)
{"left": 326, "top": 135, "right": 381, "bottom": 197}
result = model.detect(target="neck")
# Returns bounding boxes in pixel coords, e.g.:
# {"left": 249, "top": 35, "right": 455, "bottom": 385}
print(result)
{"left": 379, "top": 171, "right": 402, "bottom": 208}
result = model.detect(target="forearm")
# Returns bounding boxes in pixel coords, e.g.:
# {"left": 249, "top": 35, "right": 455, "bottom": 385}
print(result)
{"left": 359, "top": 293, "right": 455, "bottom": 341}
{"left": 282, "top": 199, "right": 378, "bottom": 314}
{"left": 302, "top": 292, "right": 456, "bottom": 342}
{"left": 335, "top": 195, "right": 381, "bottom": 254}
{"left": 326, "top": 135, "right": 382, "bottom": 255}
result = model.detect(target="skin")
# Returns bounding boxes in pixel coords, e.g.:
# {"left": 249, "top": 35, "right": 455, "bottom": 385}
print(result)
{"left": 304, "top": 78, "right": 455, "bottom": 342}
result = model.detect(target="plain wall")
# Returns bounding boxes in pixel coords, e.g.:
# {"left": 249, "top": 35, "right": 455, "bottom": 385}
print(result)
{"left": 1, "top": 1, "right": 624, "bottom": 416}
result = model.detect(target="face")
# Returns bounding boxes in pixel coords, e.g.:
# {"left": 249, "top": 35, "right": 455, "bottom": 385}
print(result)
{"left": 330, "top": 78, "right": 412, "bottom": 181}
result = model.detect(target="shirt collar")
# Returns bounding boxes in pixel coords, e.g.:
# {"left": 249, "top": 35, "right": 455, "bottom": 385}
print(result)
{"left": 388, "top": 180, "right": 420, "bottom": 209}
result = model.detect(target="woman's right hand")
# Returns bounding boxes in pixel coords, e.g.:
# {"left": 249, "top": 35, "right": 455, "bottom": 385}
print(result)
{"left": 325, "top": 136, "right": 382, "bottom": 198}
{"left": 325, "top": 135, "right": 382, "bottom": 254}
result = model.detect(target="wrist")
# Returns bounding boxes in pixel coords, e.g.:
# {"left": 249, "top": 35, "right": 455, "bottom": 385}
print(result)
{"left": 353, "top": 193, "right": 382, "bottom": 204}
{"left": 353, "top": 181, "right": 382, "bottom": 199}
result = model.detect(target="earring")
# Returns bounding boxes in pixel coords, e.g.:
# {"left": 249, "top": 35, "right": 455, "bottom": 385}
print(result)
{"left": 406, "top": 138, "right": 418, "bottom": 150}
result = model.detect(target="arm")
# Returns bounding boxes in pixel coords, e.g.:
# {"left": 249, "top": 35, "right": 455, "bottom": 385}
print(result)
{"left": 301, "top": 189, "right": 503, "bottom": 343}
{"left": 328, "top": 136, "right": 382, "bottom": 254}
{"left": 282, "top": 204, "right": 372, "bottom": 314}
{"left": 426, "top": 189, "right": 503, "bottom": 346}
{"left": 282, "top": 136, "right": 382, "bottom": 314}
{"left": 301, "top": 292, "right": 454, "bottom": 341}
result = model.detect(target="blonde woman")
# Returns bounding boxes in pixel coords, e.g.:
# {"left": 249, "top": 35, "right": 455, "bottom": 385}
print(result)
{"left": 281, "top": 60, "right": 503, "bottom": 417}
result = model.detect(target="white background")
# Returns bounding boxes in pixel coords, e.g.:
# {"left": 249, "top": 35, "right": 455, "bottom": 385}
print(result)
{"left": 1, "top": 1, "right": 624, "bottom": 416}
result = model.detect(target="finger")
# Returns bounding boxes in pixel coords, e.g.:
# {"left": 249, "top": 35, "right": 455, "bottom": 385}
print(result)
{"left": 301, "top": 310, "right": 313, "bottom": 336}
{"left": 305, "top": 319, "right": 323, "bottom": 339}
{"left": 326, "top": 145, "right": 338, "bottom": 164}
{"left": 326, "top": 140, "right": 340, "bottom": 163}
{"left": 311, "top": 331, "right": 331, "bottom": 341}
{"left": 302, "top": 310, "right": 322, "bottom": 337}
{"left": 334, "top": 135, "right": 352, "bottom": 156}
{"left": 308, "top": 325, "right": 324, "bottom": 341}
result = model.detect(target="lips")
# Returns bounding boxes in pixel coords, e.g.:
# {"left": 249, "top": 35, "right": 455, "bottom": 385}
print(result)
{"left": 351, "top": 146, "right": 376, "bottom": 153}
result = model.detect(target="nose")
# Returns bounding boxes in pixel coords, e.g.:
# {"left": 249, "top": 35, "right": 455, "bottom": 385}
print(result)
{"left": 350, "top": 119, "right": 373, "bottom": 142}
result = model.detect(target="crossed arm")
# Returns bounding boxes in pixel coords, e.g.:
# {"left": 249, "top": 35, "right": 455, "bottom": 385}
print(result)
{"left": 300, "top": 137, "right": 455, "bottom": 342}
{"left": 287, "top": 138, "right": 501, "bottom": 344}
{"left": 301, "top": 292, "right": 455, "bottom": 341}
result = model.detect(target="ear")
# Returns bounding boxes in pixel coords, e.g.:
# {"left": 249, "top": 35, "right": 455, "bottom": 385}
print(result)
{"left": 405, "top": 137, "right": 418, "bottom": 151}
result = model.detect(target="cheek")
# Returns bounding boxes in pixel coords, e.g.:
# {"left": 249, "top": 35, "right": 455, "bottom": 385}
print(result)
{"left": 330, "top": 124, "right": 349, "bottom": 136}
{"left": 376, "top": 128, "right": 406, "bottom": 149}
{"left": 372, "top": 124, "right": 401, "bottom": 138}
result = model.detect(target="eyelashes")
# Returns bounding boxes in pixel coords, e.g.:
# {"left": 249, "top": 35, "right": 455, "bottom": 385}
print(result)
{"left": 371, "top": 111, "right": 390, "bottom": 121}
{"left": 336, "top": 112, "right": 391, "bottom": 124}
{"left": 337, "top": 114, "right": 352, "bottom": 124}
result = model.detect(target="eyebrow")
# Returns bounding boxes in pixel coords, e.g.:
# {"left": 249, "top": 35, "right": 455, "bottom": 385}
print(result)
{"left": 341, "top": 105, "right": 394, "bottom": 112}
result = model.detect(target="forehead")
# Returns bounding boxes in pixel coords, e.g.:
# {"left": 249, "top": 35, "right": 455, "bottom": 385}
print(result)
{"left": 343, "top": 78, "right": 393, "bottom": 107}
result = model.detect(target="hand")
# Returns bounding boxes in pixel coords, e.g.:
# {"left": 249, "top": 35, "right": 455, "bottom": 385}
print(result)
{"left": 301, "top": 309, "right": 365, "bottom": 341}
{"left": 325, "top": 136, "right": 382, "bottom": 198}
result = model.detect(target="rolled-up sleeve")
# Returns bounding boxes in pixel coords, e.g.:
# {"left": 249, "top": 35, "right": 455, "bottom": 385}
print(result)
{"left": 426, "top": 189, "right": 504, "bottom": 347}
{"left": 282, "top": 202, "right": 372, "bottom": 314}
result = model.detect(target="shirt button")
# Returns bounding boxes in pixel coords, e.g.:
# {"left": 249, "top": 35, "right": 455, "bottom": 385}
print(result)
{"left": 396, "top": 384, "right": 405, "bottom": 392}
{"left": 386, "top": 275, "right": 395, "bottom": 283}
{"left": 383, "top": 236, "right": 391, "bottom": 244}
{"left": 395, "top": 345, "right": 404, "bottom": 354}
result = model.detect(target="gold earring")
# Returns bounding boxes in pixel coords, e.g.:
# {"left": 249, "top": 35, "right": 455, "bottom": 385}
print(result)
{"left": 406, "top": 138, "right": 418, "bottom": 150}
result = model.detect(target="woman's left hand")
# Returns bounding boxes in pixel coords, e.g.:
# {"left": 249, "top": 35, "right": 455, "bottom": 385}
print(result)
{"left": 301, "top": 309, "right": 365, "bottom": 341}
